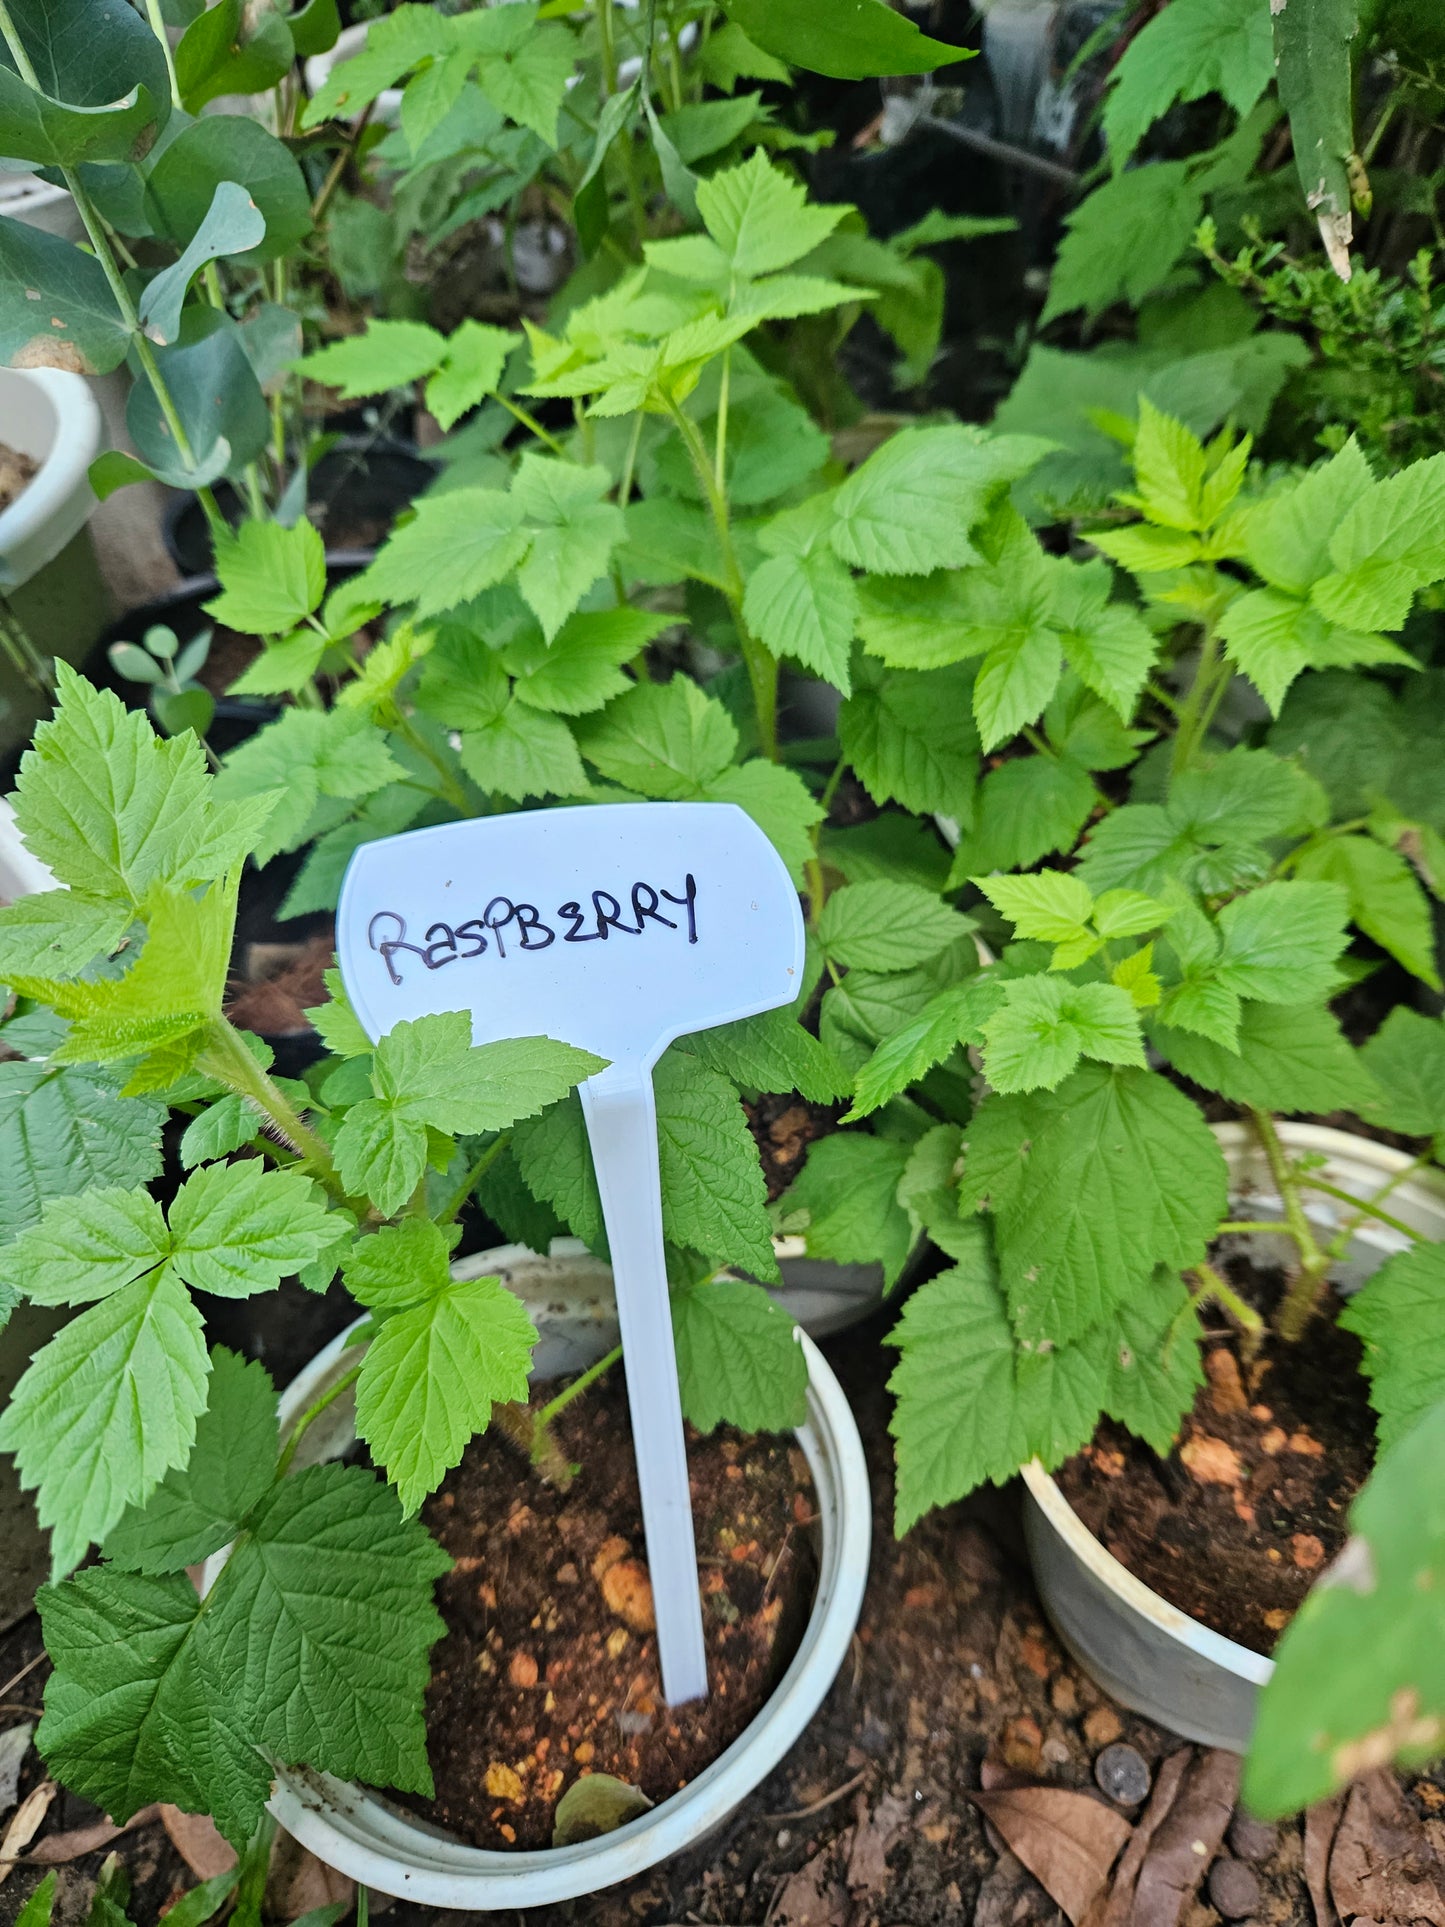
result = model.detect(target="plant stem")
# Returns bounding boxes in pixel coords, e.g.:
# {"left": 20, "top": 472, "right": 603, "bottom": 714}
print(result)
{"left": 438, "top": 1134, "right": 509, "bottom": 1226}
{"left": 48, "top": 154, "right": 233, "bottom": 546}
{"left": 1190, "top": 1260, "right": 1266, "bottom": 1356}
{"left": 531, "top": 1343, "right": 623, "bottom": 1431}
{"left": 1218, "top": 1219, "right": 1289, "bottom": 1235}
{"left": 390, "top": 710, "right": 475, "bottom": 816}
{"left": 0, "top": 598, "right": 53, "bottom": 693}
{"left": 1171, "top": 616, "right": 1224, "bottom": 777}
{"left": 197, "top": 1017, "right": 346, "bottom": 1197}
{"left": 666, "top": 397, "right": 777, "bottom": 757}
{"left": 618, "top": 410, "right": 644, "bottom": 511}
{"left": 277, "top": 1363, "right": 363, "bottom": 1478}
{"left": 497, "top": 393, "right": 569, "bottom": 456}
{"left": 1298, "top": 1174, "right": 1423, "bottom": 1243}
{"left": 714, "top": 347, "right": 731, "bottom": 496}
{"left": 230, "top": 1813, "right": 277, "bottom": 1927}
{"left": 1252, "top": 1110, "right": 1335, "bottom": 1341}
{"left": 311, "top": 100, "right": 375, "bottom": 226}
{"left": 142, "top": 0, "right": 183, "bottom": 109}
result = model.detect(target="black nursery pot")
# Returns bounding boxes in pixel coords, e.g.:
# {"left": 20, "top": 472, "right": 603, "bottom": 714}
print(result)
{"left": 163, "top": 437, "right": 435, "bottom": 577}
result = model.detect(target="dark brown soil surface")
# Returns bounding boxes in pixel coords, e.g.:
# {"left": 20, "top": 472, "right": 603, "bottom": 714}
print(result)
{"left": 745, "top": 1091, "right": 845, "bottom": 1201}
{"left": 402, "top": 1371, "right": 817, "bottom": 1849}
{"left": 1058, "top": 1252, "right": 1376, "bottom": 1654}
{"left": 0, "top": 442, "right": 36, "bottom": 513}
{"left": 7, "top": 1305, "right": 1442, "bottom": 1927}
{"left": 226, "top": 930, "right": 336, "bottom": 1037}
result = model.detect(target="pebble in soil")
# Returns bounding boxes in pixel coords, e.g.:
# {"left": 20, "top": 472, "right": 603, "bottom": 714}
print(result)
{"left": 396, "top": 1370, "right": 818, "bottom": 1849}
{"left": 1056, "top": 1250, "right": 1376, "bottom": 1652}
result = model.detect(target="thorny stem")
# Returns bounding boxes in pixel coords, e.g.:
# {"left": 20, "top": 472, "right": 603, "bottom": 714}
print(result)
{"left": 1190, "top": 1260, "right": 1266, "bottom": 1359}
{"left": 437, "top": 1134, "right": 510, "bottom": 1226}
{"left": 666, "top": 397, "right": 778, "bottom": 757}
{"left": 1251, "top": 1110, "right": 1336, "bottom": 1342}
{"left": 197, "top": 1016, "right": 345, "bottom": 1198}
{"left": 276, "top": 1364, "right": 363, "bottom": 1478}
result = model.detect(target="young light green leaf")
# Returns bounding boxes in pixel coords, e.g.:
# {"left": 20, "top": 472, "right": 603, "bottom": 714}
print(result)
{"left": 296, "top": 319, "right": 446, "bottom": 399}
{"left": 0, "top": 890, "right": 131, "bottom": 980}
{"left": 104, "top": 1347, "right": 279, "bottom": 1574}
{"left": 458, "top": 698, "right": 590, "bottom": 803}
{"left": 0, "top": 1270, "right": 209, "bottom": 1574}
{"left": 424, "top": 319, "right": 516, "bottom": 431}
{"left": 694, "top": 147, "right": 845, "bottom": 278}
{"left": 1050, "top": 558, "right": 1158, "bottom": 719}
{"left": 165, "top": 1161, "right": 337, "bottom": 1299}
{"left": 304, "top": 968, "right": 373, "bottom": 1059}
{"left": 960, "top": 1064, "right": 1227, "bottom": 1344}
{"left": 512, "top": 455, "right": 626, "bottom": 640}
{"left": 947, "top": 753, "right": 1097, "bottom": 882}
{"left": 654, "top": 1051, "right": 777, "bottom": 1282}
{"left": 715, "top": 0, "right": 959, "bottom": 80}
{"left": 505, "top": 608, "right": 669, "bottom": 716}
{"left": 1313, "top": 452, "right": 1445, "bottom": 631}
{"left": 1102, "top": 0, "right": 1273, "bottom": 168}
{"left": 212, "top": 706, "right": 405, "bottom": 866}
{"left": 342, "top": 1214, "right": 454, "bottom": 1311}
{"left": 359, "top": 488, "right": 529, "bottom": 619}
{"left": 1041, "top": 160, "right": 1201, "bottom": 324}
{"left": 0, "top": 1186, "right": 169, "bottom": 1307}
{"left": 980, "top": 977, "right": 1144, "bottom": 1093}
{"left": 817, "top": 880, "right": 969, "bottom": 973}
{"left": 205, "top": 517, "right": 327, "bottom": 636}
{"left": 672, "top": 1278, "right": 808, "bottom": 1433}
{"left": 357, "top": 1271, "right": 536, "bottom": 1512}
{"left": 844, "top": 975, "right": 1006, "bottom": 1119}
{"left": 974, "top": 872, "right": 1093, "bottom": 948}
{"left": 742, "top": 546, "right": 858, "bottom": 693}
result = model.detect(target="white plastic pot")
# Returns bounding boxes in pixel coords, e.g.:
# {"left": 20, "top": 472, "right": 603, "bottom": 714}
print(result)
{"left": 0, "top": 368, "right": 108, "bottom": 753}
{"left": 1022, "top": 1121, "right": 1445, "bottom": 1751}
{"left": 0, "top": 796, "right": 55, "bottom": 903}
{"left": 233, "top": 1248, "right": 871, "bottom": 1909}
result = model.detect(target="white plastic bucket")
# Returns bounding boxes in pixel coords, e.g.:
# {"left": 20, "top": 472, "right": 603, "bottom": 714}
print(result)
{"left": 216, "top": 1249, "right": 872, "bottom": 1909}
{"left": 1022, "top": 1122, "right": 1445, "bottom": 1751}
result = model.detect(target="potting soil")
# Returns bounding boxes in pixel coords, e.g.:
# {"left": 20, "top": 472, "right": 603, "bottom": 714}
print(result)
{"left": 1057, "top": 1251, "right": 1376, "bottom": 1654}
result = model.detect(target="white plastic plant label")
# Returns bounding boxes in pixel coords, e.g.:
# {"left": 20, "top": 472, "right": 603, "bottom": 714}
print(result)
{"left": 336, "top": 800, "right": 806, "bottom": 1704}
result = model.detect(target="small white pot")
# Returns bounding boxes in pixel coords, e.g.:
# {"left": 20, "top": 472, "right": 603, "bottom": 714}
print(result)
{"left": 1022, "top": 1121, "right": 1445, "bottom": 1751}
{"left": 235, "top": 1248, "right": 871, "bottom": 1910}
{"left": 0, "top": 368, "right": 108, "bottom": 754}
{"left": 0, "top": 796, "right": 55, "bottom": 903}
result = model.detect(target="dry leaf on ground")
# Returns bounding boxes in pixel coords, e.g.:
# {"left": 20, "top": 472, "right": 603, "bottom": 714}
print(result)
{"left": 1303, "top": 1794, "right": 1343, "bottom": 1927}
{"left": 970, "top": 1784, "right": 1132, "bottom": 1924}
{"left": 1329, "top": 1769, "right": 1445, "bottom": 1926}
{"left": 160, "top": 1806, "right": 237, "bottom": 1882}
{"left": 28, "top": 1804, "right": 161, "bottom": 1865}
{"left": 265, "top": 1827, "right": 355, "bottom": 1921}
{"left": 0, "top": 1780, "right": 56, "bottom": 1889}
{"left": 765, "top": 1842, "right": 849, "bottom": 1927}
{"left": 1088, "top": 1746, "right": 1192, "bottom": 1927}
{"left": 844, "top": 1789, "right": 909, "bottom": 1898}
{"left": 1128, "top": 1747, "right": 1238, "bottom": 1927}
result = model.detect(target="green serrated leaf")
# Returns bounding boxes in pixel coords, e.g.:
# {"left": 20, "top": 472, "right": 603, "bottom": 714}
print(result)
{"left": 1151, "top": 999, "right": 1377, "bottom": 1114}
{"left": 778, "top": 1131, "right": 913, "bottom": 1288}
{"left": 818, "top": 880, "right": 969, "bottom": 974}
{"left": 654, "top": 1050, "right": 777, "bottom": 1281}
{"left": 205, "top": 517, "right": 327, "bottom": 636}
{"left": 672, "top": 1278, "right": 808, "bottom": 1432}
{"left": 1341, "top": 1244, "right": 1445, "bottom": 1457}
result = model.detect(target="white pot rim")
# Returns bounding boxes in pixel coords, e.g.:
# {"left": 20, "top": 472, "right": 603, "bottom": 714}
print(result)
{"left": 0, "top": 368, "right": 102, "bottom": 588}
{"left": 255, "top": 1298, "right": 871, "bottom": 1908}
{"left": 1023, "top": 1120, "right": 1445, "bottom": 1694}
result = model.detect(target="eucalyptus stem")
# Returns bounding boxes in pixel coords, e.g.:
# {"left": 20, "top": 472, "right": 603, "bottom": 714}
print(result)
{"left": 1252, "top": 1110, "right": 1335, "bottom": 1341}
{"left": 667, "top": 397, "right": 778, "bottom": 757}
{"left": 276, "top": 1364, "right": 363, "bottom": 1478}
{"left": 142, "top": 0, "right": 183, "bottom": 109}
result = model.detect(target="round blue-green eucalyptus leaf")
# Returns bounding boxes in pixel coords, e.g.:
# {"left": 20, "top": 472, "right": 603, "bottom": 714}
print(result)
{"left": 146, "top": 118, "right": 310, "bottom": 267}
